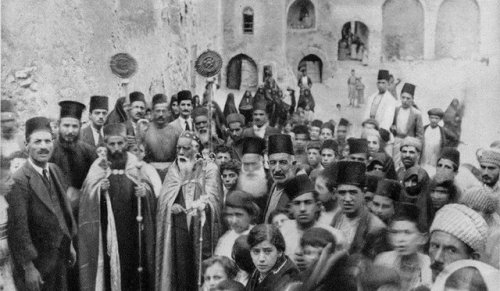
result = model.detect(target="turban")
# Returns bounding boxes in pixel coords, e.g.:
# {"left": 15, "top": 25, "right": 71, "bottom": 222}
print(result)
{"left": 430, "top": 204, "right": 488, "bottom": 253}
{"left": 400, "top": 136, "right": 422, "bottom": 152}
{"left": 460, "top": 187, "right": 498, "bottom": 215}
{"left": 476, "top": 147, "right": 500, "bottom": 168}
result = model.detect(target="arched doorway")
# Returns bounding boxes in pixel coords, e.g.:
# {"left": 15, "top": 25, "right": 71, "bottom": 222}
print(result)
{"left": 338, "top": 21, "right": 369, "bottom": 61}
{"left": 435, "top": 0, "right": 480, "bottom": 59}
{"left": 382, "top": 0, "right": 424, "bottom": 60}
{"left": 298, "top": 55, "right": 323, "bottom": 83}
{"left": 287, "top": 0, "right": 315, "bottom": 29}
{"left": 226, "top": 54, "right": 258, "bottom": 90}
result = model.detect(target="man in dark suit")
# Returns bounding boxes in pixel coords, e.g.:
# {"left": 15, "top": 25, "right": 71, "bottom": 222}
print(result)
{"left": 80, "top": 95, "right": 109, "bottom": 148}
{"left": 7, "top": 116, "right": 76, "bottom": 291}
{"left": 124, "top": 91, "right": 147, "bottom": 137}
{"left": 241, "top": 101, "right": 280, "bottom": 140}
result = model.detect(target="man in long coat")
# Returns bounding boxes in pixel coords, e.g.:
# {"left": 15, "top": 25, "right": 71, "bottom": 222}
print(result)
{"left": 78, "top": 123, "right": 156, "bottom": 291}
{"left": 7, "top": 117, "right": 76, "bottom": 291}
{"left": 156, "top": 131, "right": 223, "bottom": 291}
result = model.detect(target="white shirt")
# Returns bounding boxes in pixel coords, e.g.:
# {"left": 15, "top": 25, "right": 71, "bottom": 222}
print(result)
{"left": 421, "top": 126, "right": 441, "bottom": 166}
{"left": 253, "top": 122, "right": 268, "bottom": 139}
{"left": 28, "top": 158, "right": 50, "bottom": 180}
{"left": 91, "top": 125, "right": 104, "bottom": 146}
{"left": 179, "top": 116, "right": 193, "bottom": 131}
{"left": 214, "top": 227, "right": 253, "bottom": 259}
{"left": 396, "top": 107, "right": 411, "bottom": 135}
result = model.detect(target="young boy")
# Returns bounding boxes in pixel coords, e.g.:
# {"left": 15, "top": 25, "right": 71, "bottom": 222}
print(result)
{"left": 309, "top": 119, "right": 323, "bottom": 141}
{"left": 320, "top": 140, "right": 338, "bottom": 168}
{"left": 220, "top": 159, "right": 241, "bottom": 201}
{"left": 421, "top": 108, "right": 446, "bottom": 168}
{"left": 319, "top": 122, "right": 335, "bottom": 142}
{"left": 374, "top": 203, "right": 432, "bottom": 291}
{"left": 298, "top": 227, "right": 336, "bottom": 272}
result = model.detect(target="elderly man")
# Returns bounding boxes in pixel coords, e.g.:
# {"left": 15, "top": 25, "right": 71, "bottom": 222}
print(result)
{"left": 124, "top": 91, "right": 147, "bottom": 137}
{"left": 428, "top": 204, "right": 488, "bottom": 281}
{"left": 156, "top": 131, "right": 223, "bottom": 291}
{"left": 78, "top": 123, "right": 157, "bottom": 291}
{"left": 364, "top": 70, "right": 397, "bottom": 131}
{"left": 143, "top": 93, "right": 181, "bottom": 180}
{"left": 81, "top": 95, "right": 109, "bottom": 148}
{"left": 397, "top": 137, "right": 423, "bottom": 182}
{"left": 279, "top": 174, "right": 345, "bottom": 267}
{"left": 331, "top": 160, "right": 386, "bottom": 254}
{"left": 262, "top": 134, "right": 299, "bottom": 222}
{"left": 192, "top": 106, "right": 224, "bottom": 154}
{"left": 7, "top": 117, "right": 76, "bottom": 291}
{"left": 241, "top": 101, "right": 279, "bottom": 140}
{"left": 1, "top": 99, "right": 25, "bottom": 159}
{"left": 169, "top": 90, "right": 194, "bottom": 132}
{"left": 476, "top": 147, "right": 500, "bottom": 215}
{"left": 50, "top": 100, "right": 97, "bottom": 211}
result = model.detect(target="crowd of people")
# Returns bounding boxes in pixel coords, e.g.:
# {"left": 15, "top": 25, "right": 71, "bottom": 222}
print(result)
{"left": 1, "top": 67, "right": 499, "bottom": 291}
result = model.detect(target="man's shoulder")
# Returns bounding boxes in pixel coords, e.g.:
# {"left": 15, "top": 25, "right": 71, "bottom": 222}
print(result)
{"left": 367, "top": 212, "right": 386, "bottom": 232}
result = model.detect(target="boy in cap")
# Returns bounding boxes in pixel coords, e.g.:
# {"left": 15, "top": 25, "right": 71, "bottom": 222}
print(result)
{"left": 81, "top": 95, "right": 109, "bottom": 148}
{"left": 319, "top": 121, "right": 335, "bottom": 142}
{"left": 292, "top": 124, "right": 310, "bottom": 166}
{"left": 421, "top": 108, "right": 446, "bottom": 168}
{"left": 320, "top": 139, "right": 338, "bottom": 168}
{"left": 336, "top": 118, "right": 350, "bottom": 159}
{"left": 369, "top": 179, "right": 402, "bottom": 224}
{"left": 364, "top": 70, "right": 397, "bottom": 131}
{"left": 225, "top": 113, "right": 246, "bottom": 157}
{"left": 316, "top": 164, "right": 341, "bottom": 225}
{"left": 309, "top": 119, "right": 323, "bottom": 141}
{"left": 307, "top": 141, "right": 323, "bottom": 180}
{"left": 169, "top": 90, "right": 194, "bottom": 132}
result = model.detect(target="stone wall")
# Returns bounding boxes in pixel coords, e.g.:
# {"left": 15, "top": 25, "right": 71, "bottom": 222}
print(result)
{"left": 1, "top": 0, "right": 222, "bottom": 123}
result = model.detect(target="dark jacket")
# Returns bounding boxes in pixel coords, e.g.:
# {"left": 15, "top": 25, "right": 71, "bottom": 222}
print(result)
{"left": 80, "top": 125, "right": 98, "bottom": 148}
{"left": 6, "top": 161, "right": 76, "bottom": 283}
{"left": 391, "top": 106, "right": 424, "bottom": 139}
{"left": 246, "top": 255, "right": 299, "bottom": 291}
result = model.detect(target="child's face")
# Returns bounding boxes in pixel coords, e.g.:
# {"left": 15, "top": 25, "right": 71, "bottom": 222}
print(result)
{"left": 97, "top": 147, "right": 107, "bottom": 159}
{"left": 389, "top": 220, "right": 424, "bottom": 256}
{"left": 302, "top": 245, "right": 324, "bottom": 271}
{"left": 272, "top": 213, "right": 289, "bottom": 229}
{"left": 429, "top": 115, "right": 441, "bottom": 127}
{"left": 309, "top": 127, "right": 320, "bottom": 141}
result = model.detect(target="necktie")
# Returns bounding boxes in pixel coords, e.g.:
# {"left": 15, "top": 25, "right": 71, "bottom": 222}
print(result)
{"left": 97, "top": 133, "right": 104, "bottom": 146}
{"left": 185, "top": 120, "right": 191, "bottom": 131}
{"left": 42, "top": 169, "right": 51, "bottom": 191}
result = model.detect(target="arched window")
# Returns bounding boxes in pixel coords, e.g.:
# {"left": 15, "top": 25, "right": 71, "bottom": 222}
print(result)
{"left": 288, "top": 0, "right": 315, "bottom": 29}
{"left": 243, "top": 7, "right": 254, "bottom": 34}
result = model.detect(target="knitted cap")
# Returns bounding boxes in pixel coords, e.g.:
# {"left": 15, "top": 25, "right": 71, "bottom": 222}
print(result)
{"left": 400, "top": 136, "right": 422, "bottom": 152}
{"left": 430, "top": 204, "right": 489, "bottom": 253}
{"left": 476, "top": 147, "right": 500, "bottom": 168}
{"left": 460, "top": 187, "right": 498, "bottom": 215}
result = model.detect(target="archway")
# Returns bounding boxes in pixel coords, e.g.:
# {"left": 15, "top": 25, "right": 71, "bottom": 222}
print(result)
{"left": 298, "top": 55, "right": 323, "bottom": 83}
{"left": 338, "top": 21, "right": 369, "bottom": 61}
{"left": 382, "top": 0, "right": 424, "bottom": 60}
{"left": 435, "top": 0, "right": 480, "bottom": 59}
{"left": 226, "top": 54, "right": 258, "bottom": 90}
{"left": 287, "top": 0, "right": 315, "bottom": 29}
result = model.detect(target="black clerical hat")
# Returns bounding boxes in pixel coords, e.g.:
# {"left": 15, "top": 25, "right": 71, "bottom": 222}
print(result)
{"left": 268, "top": 134, "right": 294, "bottom": 156}
{"left": 242, "top": 137, "right": 266, "bottom": 156}
{"left": 89, "top": 95, "right": 109, "bottom": 112}
{"left": 59, "top": 100, "right": 86, "bottom": 120}
{"left": 336, "top": 160, "right": 366, "bottom": 188}
{"left": 25, "top": 116, "right": 52, "bottom": 139}
{"left": 284, "top": 174, "right": 315, "bottom": 200}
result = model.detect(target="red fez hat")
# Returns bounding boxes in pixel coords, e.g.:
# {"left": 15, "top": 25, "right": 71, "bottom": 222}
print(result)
{"left": 284, "top": 174, "right": 315, "bottom": 200}
{"left": 129, "top": 91, "right": 146, "bottom": 104}
{"left": 311, "top": 119, "right": 323, "bottom": 128}
{"left": 375, "top": 179, "right": 402, "bottom": 202}
{"left": 268, "top": 134, "right": 294, "bottom": 156}
{"left": 177, "top": 90, "right": 193, "bottom": 103}
{"left": 103, "top": 123, "right": 126, "bottom": 137}
{"left": 242, "top": 137, "right": 266, "bottom": 156}
{"left": 377, "top": 70, "right": 390, "bottom": 81}
{"left": 89, "top": 96, "right": 109, "bottom": 112}
{"left": 25, "top": 116, "right": 52, "bottom": 139}
{"left": 348, "top": 138, "right": 369, "bottom": 155}
{"left": 336, "top": 160, "right": 366, "bottom": 188}
{"left": 151, "top": 94, "right": 168, "bottom": 107}
{"left": 401, "top": 83, "right": 416, "bottom": 97}
{"left": 439, "top": 147, "right": 460, "bottom": 167}
{"left": 59, "top": 100, "right": 86, "bottom": 120}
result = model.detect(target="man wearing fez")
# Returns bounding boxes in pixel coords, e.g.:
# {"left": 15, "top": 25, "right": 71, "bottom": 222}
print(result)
{"left": 1, "top": 99, "right": 25, "bottom": 159}
{"left": 364, "top": 70, "right": 397, "bottom": 131}
{"left": 369, "top": 179, "right": 402, "bottom": 224}
{"left": 331, "top": 161, "right": 386, "bottom": 254}
{"left": 421, "top": 108, "right": 447, "bottom": 168}
{"left": 241, "top": 100, "right": 280, "bottom": 140}
{"left": 7, "top": 117, "right": 76, "bottom": 291}
{"left": 81, "top": 95, "right": 109, "bottom": 148}
{"left": 347, "top": 138, "right": 369, "bottom": 164}
{"left": 263, "top": 134, "right": 299, "bottom": 222}
{"left": 279, "top": 174, "right": 345, "bottom": 266}
{"left": 156, "top": 131, "right": 223, "bottom": 291}
{"left": 143, "top": 93, "right": 180, "bottom": 180}
{"left": 390, "top": 83, "right": 424, "bottom": 169}
{"left": 236, "top": 137, "right": 270, "bottom": 216}
{"left": 50, "top": 100, "right": 97, "bottom": 211}
{"left": 397, "top": 137, "right": 423, "bottom": 181}
{"left": 124, "top": 91, "right": 146, "bottom": 137}
{"left": 169, "top": 90, "right": 194, "bottom": 132}
{"left": 427, "top": 204, "right": 488, "bottom": 281}
{"left": 224, "top": 113, "right": 246, "bottom": 159}
{"left": 78, "top": 123, "right": 156, "bottom": 291}
{"left": 476, "top": 147, "right": 500, "bottom": 215}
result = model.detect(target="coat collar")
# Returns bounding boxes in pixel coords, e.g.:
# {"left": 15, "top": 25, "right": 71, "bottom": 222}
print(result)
{"left": 23, "top": 161, "right": 58, "bottom": 215}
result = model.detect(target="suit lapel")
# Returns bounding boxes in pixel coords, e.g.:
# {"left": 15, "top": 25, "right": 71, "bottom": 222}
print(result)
{"left": 25, "top": 162, "right": 56, "bottom": 215}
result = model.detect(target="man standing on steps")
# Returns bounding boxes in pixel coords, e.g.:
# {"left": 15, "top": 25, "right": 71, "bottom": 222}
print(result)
{"left": 364, "top": 70, "right": 397, "bottom": 131}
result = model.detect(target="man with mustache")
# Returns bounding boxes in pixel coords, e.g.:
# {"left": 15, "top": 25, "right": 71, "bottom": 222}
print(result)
{"left": 224, "top": 113, "right": 246, "bottom": 160}
{"left": 7, "top": 116, "right": 76, "bottom": 291}
{"left": 50, "top": 100, "right": 97, "bottom": 212}
{"left": 124, "top": 91, "right": 147, "bottom": 137}
{"left": 1, "top": 99, "right": 25, "bottom": 160}
{"left": 331, "top": 160, "right": 386, "bottom": 254}
{"left": 364, "top": 69, "right": 397, "bottom": 131}
{"left": 143, "top": 93, "right": 181, "bottom": 180}
{"left": 241, "top": 101, "right": 279, "bottom": 140}
{"left": 427, "top": 204, "right": 488, "bottom": 282}
{"left": 80, "top": 95, "right": 109, "bottom": 148}
{"left": 169, "top": 90, "right": 194, "bottom": 132}
{"left": 156, "top": 131, "right": 223, "bottom": 291}
{"left": 476, "top": 147, "right": 500, "bottom": 215}
{"left": 78, "top": 123, "right": 157, "bottom": 291}
{"left": 396, "top": 137, "right": 423, "bottom": 182}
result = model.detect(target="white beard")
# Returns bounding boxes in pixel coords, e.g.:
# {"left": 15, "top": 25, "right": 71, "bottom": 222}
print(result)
{"left": 197, "top": 130, "right": 209, "bottom": 144}
{"left": 236, "top": 165, "right": 268, "bottom": 198}
{"left": 178, "top": 156, "right": 195, "bottom": 179}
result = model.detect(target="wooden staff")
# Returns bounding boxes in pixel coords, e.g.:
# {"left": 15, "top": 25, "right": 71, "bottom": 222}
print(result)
{"left": 137, "top": 195, "right": 143, "bottom": 291}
